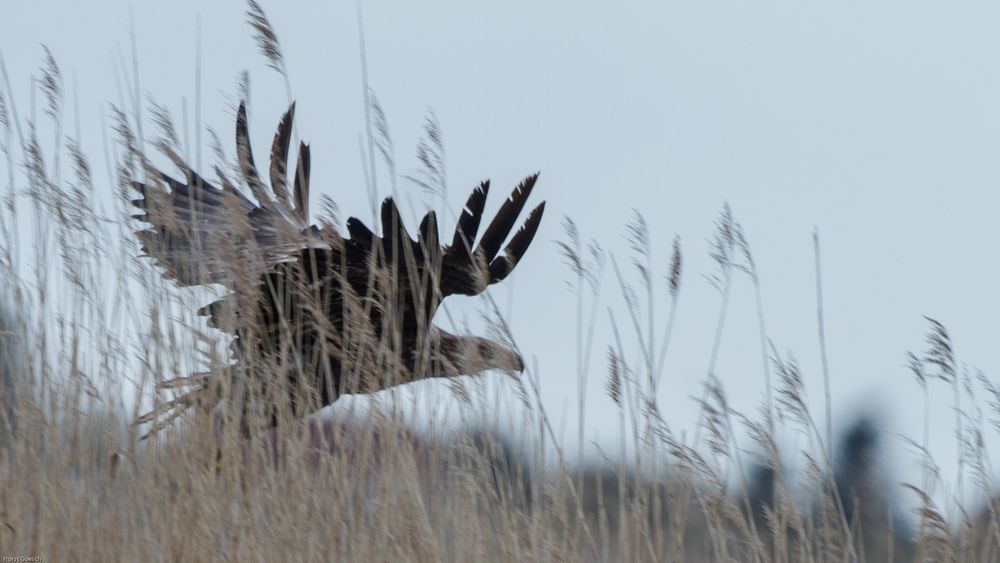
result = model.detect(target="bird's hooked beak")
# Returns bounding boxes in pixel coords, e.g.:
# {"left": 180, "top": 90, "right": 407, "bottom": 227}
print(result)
{"left": 474, "top": 338, "right": 524, "bottom": 377}
{"left": 507, "top": 350, "right": 525, "bottom": 377}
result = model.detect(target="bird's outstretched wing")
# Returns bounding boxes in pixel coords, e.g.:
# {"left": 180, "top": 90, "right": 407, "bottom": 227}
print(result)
{"left": 338, "top": 174, "right": 545, "bottom": 335}
{"left": 439, "top": 174, "right": 545, "bottom": 297}
{"left": 131, "top": 102, "right": 324, "bottom": 289}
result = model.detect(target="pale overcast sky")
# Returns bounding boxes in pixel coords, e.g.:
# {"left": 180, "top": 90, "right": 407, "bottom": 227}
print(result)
{"left": 3, "top": 0, "right": 1000, "bottom": 509}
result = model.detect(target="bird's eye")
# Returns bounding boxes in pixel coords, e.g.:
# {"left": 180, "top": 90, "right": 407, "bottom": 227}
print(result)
{"left": 477, "top": 341, "right": 492, "bottom": 359}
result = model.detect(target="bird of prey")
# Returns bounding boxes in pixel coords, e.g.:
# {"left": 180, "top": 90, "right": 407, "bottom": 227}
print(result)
{"left": 132, "top": 103, "right": 544, "bottom": 437}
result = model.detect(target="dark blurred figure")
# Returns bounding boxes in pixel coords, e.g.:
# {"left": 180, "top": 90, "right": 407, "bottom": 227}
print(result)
{"left": 834, "top": 415, "right": 912, "bottom": 560}
{"left": 747, "top": 462, "right": 777, "bottom": 518}
{"left": 835, "top": 416, "right": 880, "bottom": 516}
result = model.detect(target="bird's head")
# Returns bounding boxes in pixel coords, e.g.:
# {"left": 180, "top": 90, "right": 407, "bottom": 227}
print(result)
{"left": 472, "top": 336, "right": 525, "bottom": 375}
{"left": 428, "top": 330, "right": 524, "bottom": 379}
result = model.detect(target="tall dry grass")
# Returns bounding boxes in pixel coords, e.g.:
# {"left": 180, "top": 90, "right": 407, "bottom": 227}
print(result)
{"left": 0, "top": 3, "right": 997, "bottom": 561}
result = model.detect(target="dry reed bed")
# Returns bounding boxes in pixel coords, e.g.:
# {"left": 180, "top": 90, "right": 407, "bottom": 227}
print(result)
{"left": 0, "top": 2, "right": 997, "bottom": 561}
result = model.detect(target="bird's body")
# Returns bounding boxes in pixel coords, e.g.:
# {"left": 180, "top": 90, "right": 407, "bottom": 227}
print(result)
{"left": 132, "top": 103, "right": 543, "bottom": 437}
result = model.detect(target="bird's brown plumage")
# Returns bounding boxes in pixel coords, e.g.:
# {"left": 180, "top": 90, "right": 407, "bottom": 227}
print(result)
{"left": 132, "top": 103, "right": 544, "bottom": 437}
